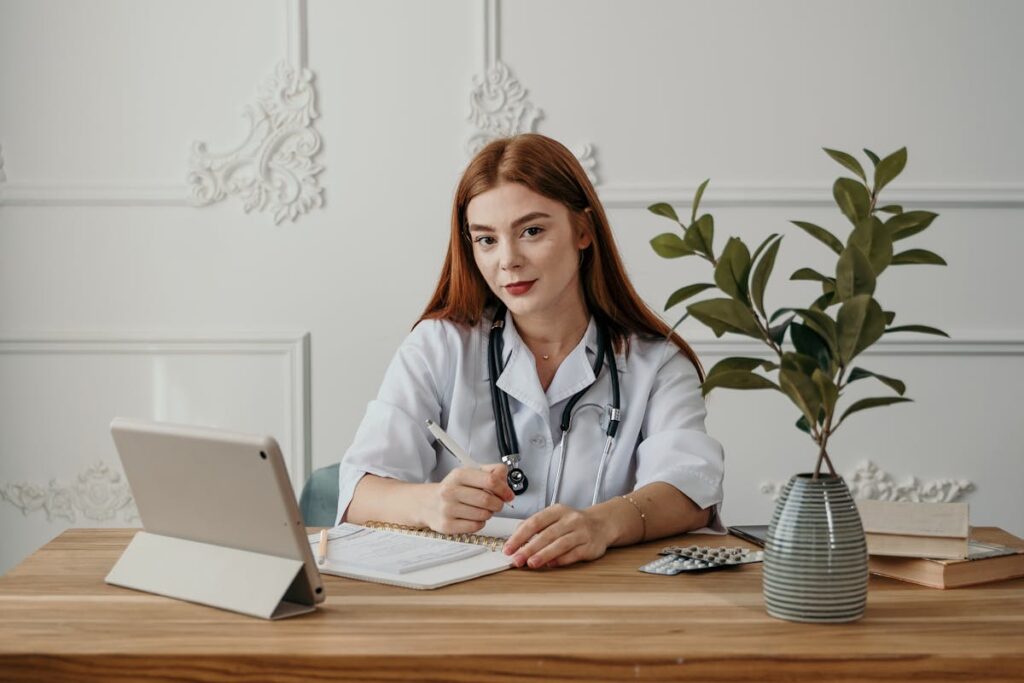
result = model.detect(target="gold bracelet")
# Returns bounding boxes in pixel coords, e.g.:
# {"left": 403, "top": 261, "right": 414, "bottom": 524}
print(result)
{"left": 620, "top": 494, "right": 647, "bottom": 542}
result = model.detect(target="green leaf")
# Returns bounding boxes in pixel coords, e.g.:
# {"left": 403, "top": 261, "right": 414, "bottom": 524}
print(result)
{"left": 849, "top": 216, "right": 893, "bottom": 275}
{"left": 838, "top": 396, "right": 913, "bottom": 427}
{"left": 791, "top": 220, "right": 844, "bottom": 255}
{"left": 884, "top": 311, "right": 895, "bottom": 325}
{"left": 768, "top": 316, "right": 792, "bottom": 346}
{"left": 886, "top": 211, "right": 938, "bottom": 241}
{"left": 796, "top": 414, "right": 812, "bottom": 434}
{"left": 751, "top": 236, "right": 782, "bottom": 318}
{"left": 648, "top": 203, "right": 680, "bottom": 222}
{"left": 769, "top": 307, "right": 795, "bottom": 323}
{"left": 779, "top": 354, "right": 823, "bottom": 427}
{"left": 823, "top": 148, "right": 867, "bottom": 183}
{"left": 864, "top": 148, "right": 881, "bottom": 167}
{"left": 810, "top": 292, "right": 836, "bottom": 311}
{"left": 650, "top": 233, "right": 694, "bottom": 258}
{"left": 878, "top": 205, "right": 903, "bottom": 215}
{"left": 685, "top": 214, "right": 715, "bottom": 259}
{"left": 687, "top": 298, "right": 762, "bottom": 339}
{"left": 835, "top": 244, "right": 876, "bottom": 300}
{"left": 665, "top": 283, "right": 717, "bottom": 310}
{"left": 836, "top": 295, "right": 886, "bottom": 364}
{"left": 714, "top": 237, "right": 752, "bottom": 305}
{"left": 793, "top": 308, "right": 839, "bottom": 359}
{"left": 691, "top": 179, "right": 710, "bottom": 225}
{"left": 833, "top": 178, "right": 871, "bottom": 225}
{"left": 791, "top": 323, "right": 831, "bottom": 372}
{"left": 791, "top": 267, "right": 833, "bottom": 283}
{"left": 812, "top": 368, "right": 839, "bottom": 418}
{"left": 707, "top": 357, "right": 778, "bottom": 376}
{"left": 890, "top": 249, "right": 947, "bottom": 266}
{"left": 701, "top": 370, "right": 780, "bottom": 396}
{"left": 884, "top": 325, "right": 950, "bottom": 337}
{"left": 874, "top": 147, "right": 908, "bottom": 195}
{"left": 750, "top": 233, "right": 780, "bottom": 266}
{"left": 848, "top": 367, "right": 906, "bottom": 396}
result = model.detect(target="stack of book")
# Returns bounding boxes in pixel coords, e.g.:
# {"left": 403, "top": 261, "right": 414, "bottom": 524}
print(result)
{"left": 856, "top": 500, "right": 1024, "bottom": 589}
{"left": 856, "top": 499, "right": 970, "bottom": 559}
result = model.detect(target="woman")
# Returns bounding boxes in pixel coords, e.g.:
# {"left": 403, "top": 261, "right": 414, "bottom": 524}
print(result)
{"left": 338, "top": 133, "right": 725, "bottom": 570}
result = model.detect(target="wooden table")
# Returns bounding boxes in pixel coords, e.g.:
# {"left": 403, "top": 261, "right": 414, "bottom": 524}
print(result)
{"left": 1, "top": 528, "right": 1022, "bottom": 682}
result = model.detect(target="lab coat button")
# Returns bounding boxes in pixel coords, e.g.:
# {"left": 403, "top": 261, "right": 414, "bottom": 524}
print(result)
{"left": 529, "top": 434, "right": 547, "bottom": 448}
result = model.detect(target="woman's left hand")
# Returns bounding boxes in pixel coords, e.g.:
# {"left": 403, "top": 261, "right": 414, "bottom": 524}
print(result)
{"left": 502, "top": 504, "right": 611, "bottom": 569}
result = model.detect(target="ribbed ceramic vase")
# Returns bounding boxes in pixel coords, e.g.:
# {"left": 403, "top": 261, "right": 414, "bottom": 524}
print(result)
{"left": 762, "top": 473, "right": 868, "bottom": 623}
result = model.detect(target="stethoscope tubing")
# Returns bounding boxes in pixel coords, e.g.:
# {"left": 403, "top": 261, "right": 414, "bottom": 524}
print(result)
{"left": 488, "top": 304, "right": 622, "bottom": 505}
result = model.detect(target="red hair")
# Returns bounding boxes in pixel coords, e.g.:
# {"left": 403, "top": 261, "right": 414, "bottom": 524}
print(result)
{"left": 418, "top": 133, "right": 704, "bottom": 380}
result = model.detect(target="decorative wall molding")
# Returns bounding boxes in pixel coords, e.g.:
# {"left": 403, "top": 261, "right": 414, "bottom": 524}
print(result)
{"left": 688, "top": 334, "right": 1024, "bottom": 358}
{"left": 597, "top": 182, "right": 1024, "bottom": 210}
{"left": 188, "top": 60, "right": 324, "bottom": 224}
{"left": 759, "top": 460, "right": 975, "bottom": 503}
{"left": 0, "top": 461, "right": 138, "bottom": 524}
{"left": 466, "top": 60, "right": 543, "bottom": 157}
{"left": 0, "top": 332, "right": 312, "bottom": 495}
{"left": 0, "top": 0, "right": 322, "bottom": 218}
{"left": 467, "top": 0, "right": 599, "bottom": 185}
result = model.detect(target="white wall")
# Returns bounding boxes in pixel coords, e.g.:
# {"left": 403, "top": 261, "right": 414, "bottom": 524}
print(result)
{"left": 1, "top": 0, "right": 1021, "bottom": 574}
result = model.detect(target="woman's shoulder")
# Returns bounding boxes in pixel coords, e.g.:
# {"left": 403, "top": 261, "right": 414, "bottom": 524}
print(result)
{"left": 625, "top": 330, "right": 702, "bottom": 379}
{"left": 407, "top": 315, "right": 487, "bottom": 353}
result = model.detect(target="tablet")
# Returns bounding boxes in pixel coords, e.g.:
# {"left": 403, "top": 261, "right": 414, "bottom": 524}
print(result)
{"left": 109, "top": 417, "right": 325, "bottom": 613}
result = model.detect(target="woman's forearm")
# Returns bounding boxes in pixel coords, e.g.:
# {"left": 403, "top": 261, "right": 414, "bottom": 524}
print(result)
{"left": 589, "top": 482, "right": 712, "bottom": 547}
{"left": 344, "top": 474, "right": 434, "bottom": 527}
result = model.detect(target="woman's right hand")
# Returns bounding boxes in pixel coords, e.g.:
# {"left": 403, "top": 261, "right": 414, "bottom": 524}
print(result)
{"left": 420, "top": 463, "right": 515, "bottom": 534}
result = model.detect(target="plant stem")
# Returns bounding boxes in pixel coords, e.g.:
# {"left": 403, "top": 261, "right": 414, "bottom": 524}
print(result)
{"left": 813, "top": 408, "right": 837, "bottom": 478}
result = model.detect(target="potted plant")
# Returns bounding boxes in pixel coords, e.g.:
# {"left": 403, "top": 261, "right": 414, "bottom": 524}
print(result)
{"left": 648, "top": 147, "right": 947, "bottom": 623}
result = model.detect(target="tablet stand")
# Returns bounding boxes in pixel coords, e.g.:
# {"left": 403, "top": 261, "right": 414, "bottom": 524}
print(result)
{"left": 106, "top": 531, "right": 316, "bottom": 620}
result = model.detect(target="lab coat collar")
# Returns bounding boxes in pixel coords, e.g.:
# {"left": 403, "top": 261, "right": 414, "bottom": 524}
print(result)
{"left": 486, "top": 308, "right": 626, "bottom": 416}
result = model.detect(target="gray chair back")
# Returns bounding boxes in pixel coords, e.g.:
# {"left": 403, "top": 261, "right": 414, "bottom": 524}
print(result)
{"left": 299, "top": 463, "right": 340, "bottom": 527}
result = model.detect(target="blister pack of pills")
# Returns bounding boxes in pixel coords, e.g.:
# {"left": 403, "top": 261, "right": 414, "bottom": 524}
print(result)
{"left": 638, "top": 545, "right": 764, "bottom": 575}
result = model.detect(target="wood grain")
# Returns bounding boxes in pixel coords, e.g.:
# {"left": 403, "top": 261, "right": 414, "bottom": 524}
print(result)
{"left": 1, "top": 528, "right": 1022, "bottom": 682}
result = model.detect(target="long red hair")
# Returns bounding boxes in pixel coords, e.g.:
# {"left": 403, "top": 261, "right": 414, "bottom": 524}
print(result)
{"left": 418, "top": 133, "right": 704, "bottom": 380}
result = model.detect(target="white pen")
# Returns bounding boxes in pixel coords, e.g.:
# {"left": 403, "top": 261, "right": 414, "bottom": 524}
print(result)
{"left": 425, "top": 419, "right": 514, "bottom": 510}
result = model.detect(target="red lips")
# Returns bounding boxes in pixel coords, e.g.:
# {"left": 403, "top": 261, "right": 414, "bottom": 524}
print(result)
{"left": 505, "top": 280, "right": 536, "bottom": 296}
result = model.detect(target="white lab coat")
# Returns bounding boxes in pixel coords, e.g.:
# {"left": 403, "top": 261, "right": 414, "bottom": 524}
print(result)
{"left": 336, "top": 308, "right": 726, "bottom": 534}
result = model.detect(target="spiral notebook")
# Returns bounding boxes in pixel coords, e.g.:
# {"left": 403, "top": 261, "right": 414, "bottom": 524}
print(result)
{"left": 307, "top": 517, "right": 520, "bottom": 590}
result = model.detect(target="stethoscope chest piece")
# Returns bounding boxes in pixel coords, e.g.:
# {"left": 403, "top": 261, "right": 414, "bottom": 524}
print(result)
{"left": 507, "top": 466, "right": 529, "bottom": 495}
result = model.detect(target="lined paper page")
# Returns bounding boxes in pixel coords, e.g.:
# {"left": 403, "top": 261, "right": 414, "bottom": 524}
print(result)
{"left": 309, "top": 525, "right": 487, "bottom": 575}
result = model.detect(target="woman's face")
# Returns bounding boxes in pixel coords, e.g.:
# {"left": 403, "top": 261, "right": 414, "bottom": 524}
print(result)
{"left": 465, "top": 182, "right": 592, "bottom": 320}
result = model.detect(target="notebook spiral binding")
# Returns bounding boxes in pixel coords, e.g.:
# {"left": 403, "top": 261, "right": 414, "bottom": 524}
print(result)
{"left": 364, "top": 521, "right": 506, "bottom": 552}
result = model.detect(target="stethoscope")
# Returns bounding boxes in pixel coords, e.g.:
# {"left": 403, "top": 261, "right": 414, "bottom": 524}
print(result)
{"left": 487, "top": 304, "right": 621, "bottom": 506}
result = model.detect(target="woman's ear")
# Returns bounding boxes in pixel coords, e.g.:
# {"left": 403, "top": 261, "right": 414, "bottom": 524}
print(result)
{"left": 576, "top": 208, "right": 594, "bottom": 249}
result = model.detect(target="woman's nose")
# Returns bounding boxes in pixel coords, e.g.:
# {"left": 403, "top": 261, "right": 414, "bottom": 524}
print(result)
{"left": 498, "top": 240, "right": 522, "bottom": 270}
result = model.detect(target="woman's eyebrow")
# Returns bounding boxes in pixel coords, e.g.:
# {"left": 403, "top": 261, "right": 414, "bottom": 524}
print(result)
{"left": 468, "top": 211, "right": 551, "bottom": 232}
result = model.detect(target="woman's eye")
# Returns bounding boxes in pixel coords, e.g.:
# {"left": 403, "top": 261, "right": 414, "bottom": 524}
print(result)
{"left": 474, "top": 235, "right": 496, "bottom": 246}
{"left": 522, "top": 226, "right": 543, "bottom": 237}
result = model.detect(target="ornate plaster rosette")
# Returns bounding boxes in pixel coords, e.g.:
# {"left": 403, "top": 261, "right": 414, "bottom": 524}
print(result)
{"left": 759, "top": 460, "right": 974, "bottom": 503}
{"left": 1, "top": 461, "right": 136, "bottom": 523}
{"left": 465, "top": 61, "right": 599, "bottom": 186}
{"left": 189, "top": 61, "right": 324, "bottom": 224}
{"left": 466, "top": 61, "right": 543, "bottom": 156}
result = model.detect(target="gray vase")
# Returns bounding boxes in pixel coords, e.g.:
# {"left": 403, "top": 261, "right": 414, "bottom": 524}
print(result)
{"left": 762, "top": 473, "right": 868, "bottom": 623}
